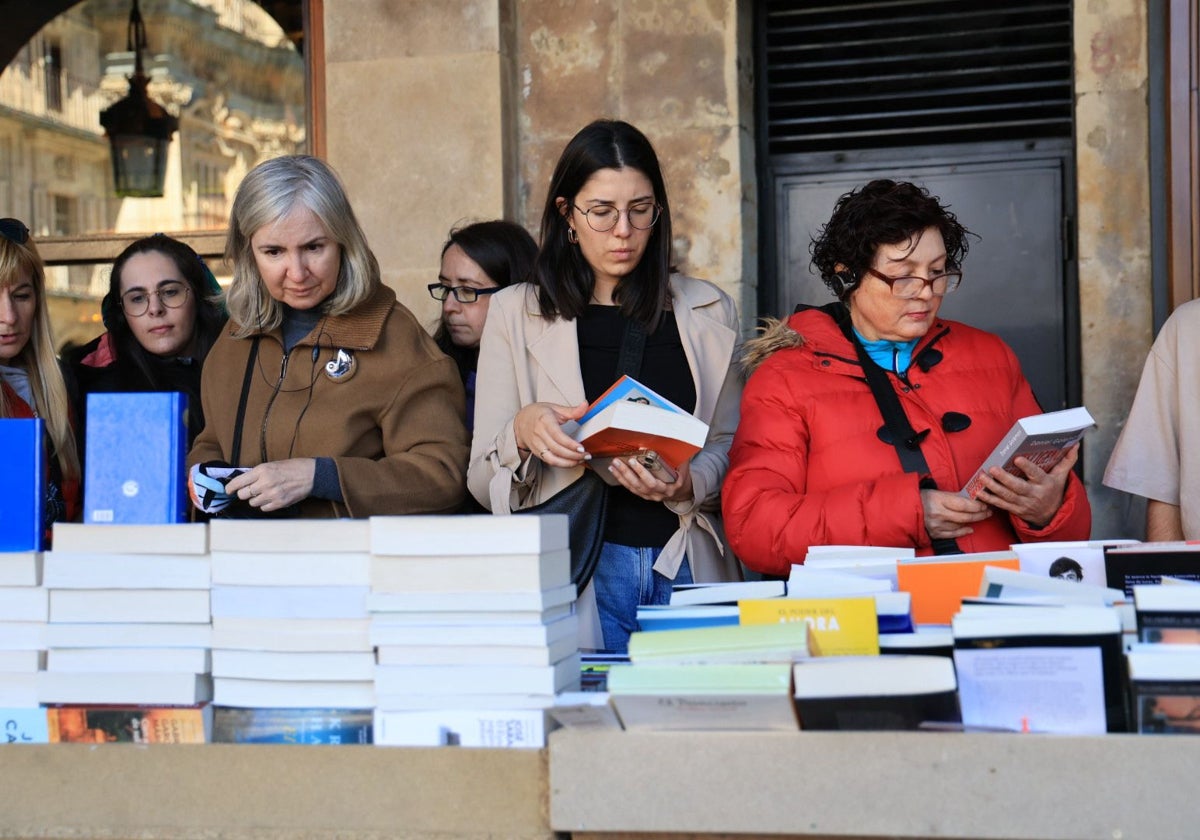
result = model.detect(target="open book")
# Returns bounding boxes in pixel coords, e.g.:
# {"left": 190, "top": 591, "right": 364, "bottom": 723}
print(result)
{"left": 960, "top": 406, "right": 1095, "bottom": 499}
{"left": 569, "top": 375, "right": 709, "bottom": 485}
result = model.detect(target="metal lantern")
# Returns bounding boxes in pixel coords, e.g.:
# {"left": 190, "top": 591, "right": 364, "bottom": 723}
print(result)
{"left": 99, "top": 0, "right": 178, "bottom": 198}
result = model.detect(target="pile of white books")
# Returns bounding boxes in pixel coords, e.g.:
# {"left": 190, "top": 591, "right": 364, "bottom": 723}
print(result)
{"left": 368, "top": 514, "right": 580, "bottom": 748}
{"left": 39, "top": 523, "right": 212, "bottom": 706}
{"left": 208, "top": 519, "right": 374, "bottom": 710}
{"left": 0, "top": 548, "right": 46, "bottom": 709}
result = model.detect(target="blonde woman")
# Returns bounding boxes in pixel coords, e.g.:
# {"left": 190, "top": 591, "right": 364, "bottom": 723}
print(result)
{"left": 0, "top": 218, "right": 81, "bottom": 536}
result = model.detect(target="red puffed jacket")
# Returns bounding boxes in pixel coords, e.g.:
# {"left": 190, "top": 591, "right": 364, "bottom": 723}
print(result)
{"left": 722, "top": 306, "right": 1091, "bottom": 577}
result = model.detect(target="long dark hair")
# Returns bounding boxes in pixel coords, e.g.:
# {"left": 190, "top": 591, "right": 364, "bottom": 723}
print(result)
{"left": 433, "top": 220, "right": 536, "bottom": 377}
{"left": 102, "top": 235, "right": 226, "bottom": 387}
{"left": 533, "top": 119, "right": 673, "bottom": 331}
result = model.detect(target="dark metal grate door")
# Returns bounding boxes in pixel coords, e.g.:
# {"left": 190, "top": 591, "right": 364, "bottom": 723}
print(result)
{"left": 763, "top": 0, "right": 1074, "bottom": 155}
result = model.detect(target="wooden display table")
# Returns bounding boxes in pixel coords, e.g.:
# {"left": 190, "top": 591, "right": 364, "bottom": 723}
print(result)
{"left": 0, "top": 743, "right": 550, "bottom": 839}
{"left": 550, "top": 729, "right": 1198, "bottom": 840}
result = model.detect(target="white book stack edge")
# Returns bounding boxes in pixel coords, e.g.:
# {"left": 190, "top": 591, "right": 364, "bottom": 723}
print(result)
{"left": 39, "top": 525, "right": 213, "bottom": 707}
{"left": 0, "top": 550, "right": 45, "bottom": 708}
{"left": 367, "top": 515, "right": 581, "bottom": 729}
{"left": 206, "top": 519, "right": 374, "bottom": 709}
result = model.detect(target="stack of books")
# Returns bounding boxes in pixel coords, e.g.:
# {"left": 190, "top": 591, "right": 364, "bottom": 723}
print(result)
{"left": 39, "top": 523, "right": 212, "bottom": 710}
{"left": 367, "top": 515, "right": 580, "bottom": 748}
{"left": 0, "top": 548, "right": 46, "bottom": 711}
{"left": 207, "top": 519, "right": 375, "bottom": 739}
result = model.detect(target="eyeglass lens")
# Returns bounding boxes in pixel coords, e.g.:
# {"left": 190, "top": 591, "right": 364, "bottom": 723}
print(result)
{"left": 576, "top": 203, "right": 661, "bottom": 232}
{"left": 429, "top": 283, "right": 495, "bottom": 303}
{"left": 121, "top": 281, "right": 189, "bottom": 316}
{"left": 0, "top": 218, "right": 30, "bottom": 245}
{"left": 867, "top": 268, "right": 962, "bottom": 299}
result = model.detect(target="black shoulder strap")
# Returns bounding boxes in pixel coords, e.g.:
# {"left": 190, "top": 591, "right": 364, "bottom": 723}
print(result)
{"left": 616, "top": 318, "right": 647, "bottom": 379}
{"left": 230, "top": 337, "right": 259, "bottom": 466}
{"left": 832, "top": 311, "right": 961, "bottom": 555}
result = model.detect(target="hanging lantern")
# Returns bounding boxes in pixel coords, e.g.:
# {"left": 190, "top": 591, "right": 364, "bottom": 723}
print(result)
{"left": 99, "top": 0, "right": 178, "bottom": 198}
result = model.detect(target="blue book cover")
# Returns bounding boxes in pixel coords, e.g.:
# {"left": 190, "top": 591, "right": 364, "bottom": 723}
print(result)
{"left": 635, "top": 605, "right": 741, "bottom": 632}
{"left": 0, "top": 418, "right": 45, "bottom": 551}
{"left": 212, "top": 707, "right": 373, "bottom": 744}
{"left": 1, "top": 708, "right": 51, "bottom": 743}
{"left": 578, "top": 375, "right": 686, "bottom": 425}
{"left": 84, "top": 393, "right": 188, "bottom": 524}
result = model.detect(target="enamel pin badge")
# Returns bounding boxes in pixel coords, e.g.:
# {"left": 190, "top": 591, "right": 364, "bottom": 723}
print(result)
{"left": 324, "top": 348, "right": 356, "bottom": 381}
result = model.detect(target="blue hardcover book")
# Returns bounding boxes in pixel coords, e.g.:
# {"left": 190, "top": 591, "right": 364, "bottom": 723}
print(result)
{"left": 84, "top": 393, "right": 188, "bottom": 524}
{"left": 211, "top": 707, "right": 373, "bottom": 744}
{"left": 1, "top": 708, "right": 51, "bottom": 743}
{"left": 0, "top": 418, "right": 45, "bottom": 551}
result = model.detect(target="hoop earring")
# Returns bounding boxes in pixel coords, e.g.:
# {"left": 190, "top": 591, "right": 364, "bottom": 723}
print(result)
{"left": 567, "top": 228, "right": 578, "bottom": 244}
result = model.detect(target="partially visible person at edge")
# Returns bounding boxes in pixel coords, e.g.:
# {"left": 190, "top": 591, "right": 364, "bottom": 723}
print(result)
{"left": 722, "top": 179, "right": 1091, "bottom": 577}
{"left": 1103, "top": 297, "right": 1200, "bottom": 541}
{"left": 430, "top": 220, "right": 537, "bottom": 432}
{"left": 0, "top": 218, "right": 81, "bottom": 539}
{"left": 187, "top": 154, "right": 469, "bottom": 518}
{"left": 66, "top": 234, "right": 227, "bottom": 455}
{"left": 468, "top": 119, "right": 743, "bottom": 653}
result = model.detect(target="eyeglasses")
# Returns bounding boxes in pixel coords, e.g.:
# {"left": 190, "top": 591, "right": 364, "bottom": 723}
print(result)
{"left": 120, "top": 281, "right": 191, "bottom": 317}
{"left": 427, "top": 283, "right": 501, "bottom": 304}
{"left": 571, "top": 202, "right": 661, "bottom": 233}
{"left": 864, "top": 267, "right": 962, "bottom": 299}
{"left": 0, "top": 218, "right": 30, "bottom": 245}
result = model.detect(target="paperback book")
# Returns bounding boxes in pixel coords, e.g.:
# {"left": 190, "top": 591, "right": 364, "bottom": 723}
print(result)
{"left": 896, "top": 551, "right": 1021, "bottom": 625}
{"left": 792, "top": 655, "right": 960, "bottom": 730}
{"left": 1105, "top": 543, "right": 1200, "bottom": 597}
{"left": 0, "top": 419, "right": 44, "bottom": 551}
{"left": 0, "top": 707, "right": 50, "bottom": 743}
{"left": 212, "top": 706, "right": 372, "bottom": 744}
{"left": 46, "top": 704, "right": 211, "bottom": 743}
{"left": 1133, "top": 584, "right": 1200, "bottom": 644}
{"left": 373, "top": 708, "right": 547, "bottom": 748}
{"left": 739, "top": 597, "right": 879, "bottom": 656}
{"left": 1127, "top": 648, "right": 1200, "bottom": 734}
{"left": 960, "top": 406, "right": 1095, "bottom": 499}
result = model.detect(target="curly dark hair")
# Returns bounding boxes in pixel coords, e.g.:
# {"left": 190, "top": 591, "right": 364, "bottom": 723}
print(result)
{"left": 810, "top": 179, "right": 972, "bottom": 301}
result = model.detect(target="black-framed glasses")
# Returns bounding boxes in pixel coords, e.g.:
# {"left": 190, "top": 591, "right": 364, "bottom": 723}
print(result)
{"left": 120, "top": 281, "right": 191, "bottom": 317}
{"left": 571, "top": 202, "right": 661, "bottom": 233}
{"left": 864, "top": 267, "right": 962, "bottom": 299}
{"left": 0, "top": 218, "right": 30, "bottom": 245}
{"left": 427, "top": 283, "right": 501, "bottom": 304}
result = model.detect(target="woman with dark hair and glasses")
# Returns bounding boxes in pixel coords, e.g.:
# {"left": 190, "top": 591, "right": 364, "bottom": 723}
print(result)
{"left": 429, "top": 220, "right": 537, "bottom": 432}
{"left": 0, "top": 218, "right": 81, "bottom": 535}
{"left": 468, "top": 120, "right": 743, "bottom": 653}
{"left": 67, "top": 235, "right": 227, "bottom": 451}
{"left": 723, "top": 179, "right": 1090, "bottom": 577}
{"left": 188, "top": 154, "right": 468, "bottom": 518}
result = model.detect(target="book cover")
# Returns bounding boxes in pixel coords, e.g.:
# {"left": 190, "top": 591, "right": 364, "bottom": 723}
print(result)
{"left": 46, "top": 705, "right": 211, "bottom": 743}
{"left": 668, "top": 580, "right": 787, "bottom": 607}
{"left": 571, "top": 401, "right": 709, "bottom": 472}
{"left": 1133, "top": 584, "right": 1200, "bottom": 644}
{"left": 607, "top": 662, "right": 797, "bottom": 732}
{"left": 1010, "top": 539, "right": 1139, "bottom": 588}
{"left": 1127, "top": 649, "right": 1200, "bottom": 734}
{"left": 0, "top": 551, "right": 42, "bottom": 587}
{"left": 960, "top": 406, "right": 1095, "bottom": 499}
{"left": 576, "top": 374, "right": 687, "bottom": 425}
{"left": 370, "top": 549, "right": 571, "bottom": 594}
{"left": 791, "top": 655, "right": 960, "bottom": 730}
{"left": 84, "top": 393, "right": 188, "bottom": 524}
{"left": 0, "top": 419, "right": 44, "bottom": 552}
{"left": 209, "top": 518, "right": 370, "bottom": 553}
{"left": 978, "top": 565, "right": 1123, "bottom": 606}
{"left": 739, "top": 597, "right": 879, "bottom": 656}
{"left": 896, "top": 551, "right": 1021, "bottom": 625}
{"left": 43, "top": 551, "right": 210, "bottom": 590}
{"left": 369, "top": 514, "right": 568, "bottom": 557}
{"left": 1105, "top": 543, "right": 1200, "bottom": 598}
{"left": 37, "top": 672, "right": 213, "bottom": 707}
{"left": 0, "top": 707, "right": 50, "bottom": 743}
{"left": 952, "top": 604, "right": 1128, "bottom": 733}
{"left": 627, "top": 622, "right": 815, "bottom": 664}
{"left": 50, "top": 522, "right": 208, "bottom": 555}
{"left": 635, "top": 604, "right": 741, "bottom": 632}
{"left": 212, "top": 706, "right": 372, "bottom": 744}
{"left": 373, "top": 708, "right": 546, "bottom": 748}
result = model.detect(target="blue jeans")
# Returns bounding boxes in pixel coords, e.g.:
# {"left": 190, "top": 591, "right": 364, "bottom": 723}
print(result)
{"left": 591, "top": 541, "right": 693, "bottom": 653}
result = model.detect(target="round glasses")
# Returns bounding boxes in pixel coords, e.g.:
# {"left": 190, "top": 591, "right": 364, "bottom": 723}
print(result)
{"left": 864, "top": 267, "right": 963, "bottom": 299}
{"left": 120, "top": 281, "right": 191, "bottom": 317}
{"left": 572, "top": 202, "right": 661, "bottom": 233}
{"left": 427, "top": 283, "right": 501, "bottom": 304}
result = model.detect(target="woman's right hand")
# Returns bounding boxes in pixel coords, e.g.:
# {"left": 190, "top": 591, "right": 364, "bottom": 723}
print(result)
{"left": 514, "top": 401, "right": 590, "bottom": 467}
{"left": 921, "top": 488, "right": 992, "bottom": 540}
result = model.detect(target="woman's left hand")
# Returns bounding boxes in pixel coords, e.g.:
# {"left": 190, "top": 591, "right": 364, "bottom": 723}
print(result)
{"left": 608, "top": 456, "right": 694, "bottom": 504}
{"left": 972, "top": 443, "right": 1078, "bottom": 528}
{"left": 225, "top": 458, "right": 316, "bottom": 513}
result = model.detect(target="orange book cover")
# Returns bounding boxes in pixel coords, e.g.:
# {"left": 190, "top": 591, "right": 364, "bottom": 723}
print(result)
{"left": 897, "top": 553, "right": 1021, "bottom": 625}
{"left": 47, "top": 705, "right": 211, "bottom": 743}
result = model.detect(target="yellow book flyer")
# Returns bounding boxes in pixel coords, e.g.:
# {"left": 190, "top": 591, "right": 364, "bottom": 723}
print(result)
{"left": 739, "top": 597, "right": 880, "bottom": 656}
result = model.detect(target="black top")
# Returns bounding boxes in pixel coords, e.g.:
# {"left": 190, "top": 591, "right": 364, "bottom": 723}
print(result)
{"left": 578, "top": 305, "right": 696, "bottom": 548}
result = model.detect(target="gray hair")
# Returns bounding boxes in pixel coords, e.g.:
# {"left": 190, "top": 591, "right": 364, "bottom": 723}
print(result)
{"left": 223, "top": 155, "right": 379, "bottom": 336}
